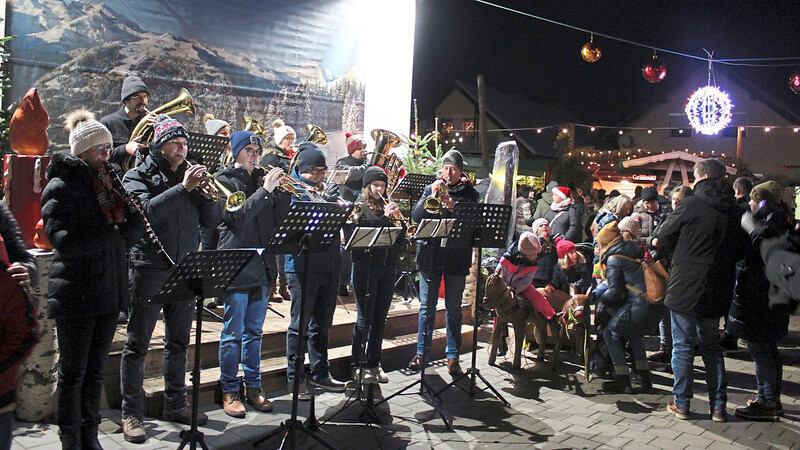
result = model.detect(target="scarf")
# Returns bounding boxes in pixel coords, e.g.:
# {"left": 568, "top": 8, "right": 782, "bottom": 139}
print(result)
{"left": 93, "top": 165, "right": 126, "bottom": 225}
{"left": 551, "top": 197, "right": 572, "bottom": 212}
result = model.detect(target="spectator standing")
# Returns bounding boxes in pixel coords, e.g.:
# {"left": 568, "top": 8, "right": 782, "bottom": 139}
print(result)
{"left": 532, "top": 181, "right": 558, "bottom": 220}
{"left": 545, "top": 186, "right": 581, "bottom": 242}
{"left": 515, "top": 185, "right": 533, "bottom": 238}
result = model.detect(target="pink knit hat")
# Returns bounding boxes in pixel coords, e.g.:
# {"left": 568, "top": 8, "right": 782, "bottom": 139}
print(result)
{"left": 518, "top": 232, "right": 542, "bottom": 260}
{"left": 346, "top": 132, "right": 366, "bottom": 154}
{"left": 556, "top": 239, "right": 576, "bottom": 259}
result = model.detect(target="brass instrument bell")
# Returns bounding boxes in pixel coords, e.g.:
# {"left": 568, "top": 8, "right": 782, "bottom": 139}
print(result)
{"left": 129, "top": 88, "right": 195, "bottom": 145}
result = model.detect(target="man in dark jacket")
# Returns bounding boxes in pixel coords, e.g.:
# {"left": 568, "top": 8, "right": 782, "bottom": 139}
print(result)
{"left": 409, "top": 149, "right": 479, "bottom": 376}
{"left": 215, "top": 131, "right": 283, "bottom": 418}
{"left": 656, "top": 159, "right": 748, "bottom": 422}
{"left": 336, "top": 133, "right": 369, "bottom": 296}
{"left": 634, "top": 187, "right": 667, "bottom": 243}
{"left": 99, "top": 75, "right": 150, "bottom": 169}
{"left": 120, "top": 115, "right": 221, "bottom": 443}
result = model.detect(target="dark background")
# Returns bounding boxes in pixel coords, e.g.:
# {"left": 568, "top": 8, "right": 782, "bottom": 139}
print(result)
{"left": 411, "top": 0, "right": 800, "bottom": 128}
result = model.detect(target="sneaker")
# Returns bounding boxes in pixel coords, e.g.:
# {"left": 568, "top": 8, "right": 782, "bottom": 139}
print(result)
{"left": 734, "top": 402, "right": 780, "bottom": 422}
{"left": 361, "top": 369, "right": 379, "bottom": 385}
{"left": 121, "top": 416, "right": 147, "bottom": 443}
{"left": 163, "top": 405, "right": 208, "bottom": 426}
{"left": 747, "top": 398, "right": 783, "bottom": 415}
{"left": 667, "top": 401, "right": 690, "bottom": 420}
{"left": 309, "top": 375, "right": 346, "bottom": 392}
{"left": 710, "top": 408, "right": 727, "bottom": 423}
{"left": 338, "top": 284, "right": 350, "bottom": 296}
{"left": 375, "top": 366, "right": 389, "bottom": 384}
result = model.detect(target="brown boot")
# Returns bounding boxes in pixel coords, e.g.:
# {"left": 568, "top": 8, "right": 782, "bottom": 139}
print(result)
{"left": 222, "top": 392, "right": 246, "bottom": 418}
{"left": 447, "top": 358, "right": 463, "bottom": 376}
{"left": 269, "top": 283, "right": 284, "bottom": 303}
{"left": 407, "top": 353, "right": 424, "bottom": 371}
{"left": 278, "top": 277, "right": 291, "bottom": 301}
{"left": 244, "top": 387, "right": 274, "bottom": 412}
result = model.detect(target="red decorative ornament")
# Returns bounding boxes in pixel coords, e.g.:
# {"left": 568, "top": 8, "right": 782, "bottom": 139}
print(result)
{"left": 790, "top": 74, "right": 800, "bottom": 94}
{"left": 642, "top": 51, "right": 666, "bottom": 83}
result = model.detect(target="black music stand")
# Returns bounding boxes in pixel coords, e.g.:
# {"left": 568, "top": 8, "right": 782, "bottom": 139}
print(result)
{"left": 434, "top": 203, "right": 513, "bottom": 407}
{"left": 188, "top": 132, "right": 230, "bottom": 173}
{"left": 150, "top": 249, "right": 257, "bottom": 450}
{"left": 391, "top": 173, "right": 435, "bottom": 303}
{"left": 375, "top": 217, "right": 455, "bottom": 430}
{"left": 324, "top": 226, "right": 402, "bottom": 426}
{"left": 253, "top": 201, "right": 350, "bottom": 450}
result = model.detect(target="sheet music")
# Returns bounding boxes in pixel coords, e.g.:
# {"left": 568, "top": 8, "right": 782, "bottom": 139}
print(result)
{"left": 345, "top": 226, "right": 380, "bottom": 250}
{"left": 414, "top": 219, "right": 440, "bottom": 239}
{"left": 371, "top": 227, "right": 403, "bottom": 247}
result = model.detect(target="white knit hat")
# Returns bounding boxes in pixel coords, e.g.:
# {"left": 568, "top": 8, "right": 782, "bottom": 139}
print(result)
{"left": 65, "top": 109, "right": 112, "bottom": 157}
{"left": 273, "top": 119, "right": 295, "bottom": 146}
{"left": 203, "top": 113, "right": 229, "bottom": 136}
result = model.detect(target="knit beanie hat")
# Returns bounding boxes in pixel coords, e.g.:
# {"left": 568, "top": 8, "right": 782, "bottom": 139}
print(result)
{"left": 545, "top": 181, "right": 559, "bottom": 191}
{"left": 230, "top": 130, "right": 261, "bottom": 161}
{"left": 531, "top": 218, "right": 549, "bottom": 234}
{"left": 641, "top": 187, "right": 659, "bottom": 201}
{"left": 64, "top": 109, "right": 112, "bottom": 157}
{"left": 152, "top": 114, "right": 189, "bottom": 149}
{"left": 556, "top": 239, "right": 577, "bottom": 259}
{"left": 618, "top": 215, "right": 642, "bottom": 239}
{"left": 750, "top": 180, "right": 782, "bottom": 205}
{"left": 362, "top": 166, "right": 388, "bottom": 187}
{"left": 517, "top": 231, "right": 542, "bottom": 260}
{"left": 120, "top": 75, "right": 149, "bottom": 102}
{"left": 346, "top": 132, "right": 366, "bottom": 155}
{"left": 596, "top": 221, "right": 622, "bottom": 248}
{"left": 273, "top": 119, "right": 296, "bottom": 146}
{"left": 295, "top": 142, "right": 326, "bottom": 174}
{"left": 442, "top": 149, "right": 464, "bottom": 170}
{"left": 552, "top": 186, "right": 571, "bottom": 201}
{"left": 203, "top": 113, "right": 229, "bottom": 136}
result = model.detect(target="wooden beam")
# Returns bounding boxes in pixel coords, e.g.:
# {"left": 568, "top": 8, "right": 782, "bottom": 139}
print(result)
{"left": 661, "top": 160, "right": 676, "bottom": 195}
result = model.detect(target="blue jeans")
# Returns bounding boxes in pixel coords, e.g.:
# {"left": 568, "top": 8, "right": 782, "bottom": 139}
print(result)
{"left": 602, "top": 323, "right": 647, "bottom": 375}
{"left": 352, "top": 263, "right": 396, "bottom": 368}
{"left": 670, "top": 310, "right": 727, "bottom": 411}
{"left": 219, "top": 286, "right": 270, "bottom": 393}
{"left": 658, "top": 309, "right": 672, "bottom": 347}
{"left": 747, "top": 340, "right": 782, "bottom": 407}
{"left": 286, "top": 272, "right": 338, "bottom": 381}
{"left": 417, "top": 271, "right": 466, "bottom": 359}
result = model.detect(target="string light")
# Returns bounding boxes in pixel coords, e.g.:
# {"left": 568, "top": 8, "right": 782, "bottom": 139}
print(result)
{"left": 590, "top": 126, "right": 596, "bottom": 132}
{"left": 764, "top": 127, "right": 772, "bottom": 132}
{"left": 562, "top": 128, "right": 569, "bottom": 134}
{"left": 618, "top": 130, "right": 624, "bottom": 135}
{"left": 647, "top": 129, "right": 652, "bottom": 134}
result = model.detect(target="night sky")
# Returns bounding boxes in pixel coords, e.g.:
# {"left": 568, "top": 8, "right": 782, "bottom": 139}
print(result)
{"left": 411, "top": 0, "right": 800, "bottom": 128}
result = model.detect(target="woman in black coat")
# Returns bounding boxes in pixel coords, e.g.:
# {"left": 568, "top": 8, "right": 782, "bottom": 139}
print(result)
{"left": 729, "top": 181, "right": 792, "bottom": 421}
{"left": 41, "top": 111, "right": 139, "bottom": 449}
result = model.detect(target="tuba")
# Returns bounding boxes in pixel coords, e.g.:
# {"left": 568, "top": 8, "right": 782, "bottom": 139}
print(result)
{"left": 129, "top": 88, "right": 195, "bottom": 145}
{"left": 369, "top": 128, "right": 402, "bottom": 167}
{"left": 243, "top": 115, "right": 266, "bottom": 137}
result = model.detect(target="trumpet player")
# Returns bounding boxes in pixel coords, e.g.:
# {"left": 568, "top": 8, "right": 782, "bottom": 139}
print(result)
{"left": 99, "top": 75, "right": 151, "bottom": 170}
{"left": 120, "top": 115, "right": 221, "bottom": 443}
{"left": 349, "top": 167, "right": 406, "bottom": 385}
{"left": 215, "top": 131, "right": 284, "bottom": 418}
{"left": 409, "top": 149, "right": 479, "bottom": 376}
{"left": 41, "top": 111, "right": 140, "bottom": 449}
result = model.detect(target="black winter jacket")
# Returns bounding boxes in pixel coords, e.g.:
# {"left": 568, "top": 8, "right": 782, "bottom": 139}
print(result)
{"left": 216, "top": 165, "right": 278, "bottom": 292}
{"left": 122, "top": 154, "right": 221, "bottom": 272}
{"left": 532, "top": 239, "right": 558, "bottom": 288}
{"left": 41, "top": 153, "right": 139, "bottom": 319}
{"left": 0, "top": 203, "right": 38, "bottom": 285}
{"left": 601, "top": 240, "right": 663, "bottom": 333}
{"left": 335, "top": 155, "right": 369, "bottom": 203}
{"left": 99, "top": 106, "right": 141, "bottom": 168}
{"left": 728, "top": 202, "right": 792, "bottom": 342}
{"left": 761, "top": 232, "right": 800, "bottom": 312}
{"left": 545, "top": 203, "right": 581, "bottom": 243}
{"left": 551, "top": 259, "right": 592, "bottom": 294}
{"left": 259, "top": 145, "right": 292, "bottom": 173}
{"left": 411, "top": 179, "right": 479, "bottom": 275}
{"left": 656, "top": 178, "right": 748, "bottom": 318}
{"left": 350, "top": 196, "right": 406, "bottom": 266}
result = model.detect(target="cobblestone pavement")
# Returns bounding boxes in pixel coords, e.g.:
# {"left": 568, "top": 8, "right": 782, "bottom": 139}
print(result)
{"left": 11, "top": 329, "right": 800, "bottom": 449}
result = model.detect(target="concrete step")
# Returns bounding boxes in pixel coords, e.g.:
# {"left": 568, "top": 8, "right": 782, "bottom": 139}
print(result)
{"left": 139, "top": 324, "right": 474, "bottom": 417}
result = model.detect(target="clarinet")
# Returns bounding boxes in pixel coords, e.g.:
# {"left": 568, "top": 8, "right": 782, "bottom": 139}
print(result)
{"left": 102, "top": 162, "right": 177, "bottom": 268}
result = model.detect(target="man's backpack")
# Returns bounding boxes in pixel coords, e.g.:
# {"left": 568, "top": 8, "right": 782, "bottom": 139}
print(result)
{"left": 608, "top": 254, "right": 669, "bottom": 304}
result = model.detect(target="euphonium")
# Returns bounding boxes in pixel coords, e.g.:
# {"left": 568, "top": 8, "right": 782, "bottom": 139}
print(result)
{"left": 129, "top": 88, "right": 195, "bottom": 145}
{"left": 243, "top": 115, "right": 266, "bottom": 137}
{"left": 369, "top": 128, "right": 402, "bottom": 167}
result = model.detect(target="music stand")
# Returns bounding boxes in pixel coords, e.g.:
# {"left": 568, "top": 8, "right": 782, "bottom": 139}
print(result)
{"left": 434, "top": 203, "right": 512, "bottom": 407}
{"left": 391, "top": 173, "right": 435, "bottom": 304}
{"left": 188, "top": 132, "right": 230, "bottom": 173}
{"left": 376, "top": 218, "right": 455, "bottom": 429}
{"left": 253, "top": 201, "right": 349, "bottom": 450}
{"left": 149, "top": 249, "right": 257, "bottom": 450}
{"left": 324, "top": 226, "right": 402, "bottom": 426}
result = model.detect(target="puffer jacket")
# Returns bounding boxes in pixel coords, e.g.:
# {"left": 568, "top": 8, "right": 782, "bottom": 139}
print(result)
{"left": 350, "top": 195, "right": 406, "bottom": 266}
{"left": 260, "top": 145, "right": 292, "bottom": 173}
{"left": 545, "top": 202, "right": 581, "bottom": 243}
{"left": 728, "top": 202, "right": 792, "bottom": 342}
{"left": 123, "top": 153, "right": 221, "bottom": 272}
{"left": 216, "top": 164, "right": 278, "bottom": 292}
{"left": 531, "top": 239, "right": 558, "bottom": 288}
{"left": 514, "top": 196, "right": 532, "bottom": 237}
{"left": 41, "top": 153, "right": 140, "bottom": 318}
{"left": 497, "top": 241, "right": 537, "bottom": 293}
{"left": 411, "top": 178, "right": 479, "bottom": 275}
{"left": 634, "top": 201, "right": 667, "bottom": 241}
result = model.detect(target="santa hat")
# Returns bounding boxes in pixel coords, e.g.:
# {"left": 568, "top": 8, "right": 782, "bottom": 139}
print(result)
{"left": 345, "top": 132, "right": 366, "bottom": 154}
{"left": 552, "top": 186, "right": 571, "bottom": 201}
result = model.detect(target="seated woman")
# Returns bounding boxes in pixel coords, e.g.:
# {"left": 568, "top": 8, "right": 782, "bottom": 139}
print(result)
{"left": 550, "top": 239, "right": 592, "bottom": 295}
{"left": 596, "top": 221, "right": 662, "bottom": 393}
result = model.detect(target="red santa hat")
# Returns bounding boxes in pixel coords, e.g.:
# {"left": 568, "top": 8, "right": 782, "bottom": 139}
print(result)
{"left": 552, "top": 186, "right": 571, "bottom": 201}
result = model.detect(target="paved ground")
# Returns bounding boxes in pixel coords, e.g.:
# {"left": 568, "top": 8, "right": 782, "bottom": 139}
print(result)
{"left": 11, "top": 327, "right": 800, "bottom": 449}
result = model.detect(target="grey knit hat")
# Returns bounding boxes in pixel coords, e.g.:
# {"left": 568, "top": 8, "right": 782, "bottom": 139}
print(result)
{"left": 442, "top": 149, "right": 464, "bottom": 170}
{"left": 204, "top": 114, "right": 229, "bottom": 136}
{"left": 65, "top": 110, "right": 113, "bottom": 157}
{"left": 120, "top": 75, "right": 149, "bottom": 102}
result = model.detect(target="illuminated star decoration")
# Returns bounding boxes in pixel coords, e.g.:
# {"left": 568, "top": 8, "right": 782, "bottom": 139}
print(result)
{"left": 685, "top": 85, "right": 733, "bottom": 135}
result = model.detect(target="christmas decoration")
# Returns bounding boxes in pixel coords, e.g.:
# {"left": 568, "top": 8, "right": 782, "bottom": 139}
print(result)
{"left": 685, "top": 85, "right": 733, "bottom": 135}
{"left": 581, "top": 35, "right": 601, "bottom": 63}
{"left": 642, "top": 51, "right": 666, "bottom": 83}
{"left": 790, "top": 74, "right": 800, "bottom": 94}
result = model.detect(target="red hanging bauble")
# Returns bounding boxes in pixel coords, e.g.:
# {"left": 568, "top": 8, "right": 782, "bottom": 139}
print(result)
{"left": 790, "top": 74, "right": 800, "bottom": 94}
{"left": 642, "top": 52, "right": 666, "bottom": 83}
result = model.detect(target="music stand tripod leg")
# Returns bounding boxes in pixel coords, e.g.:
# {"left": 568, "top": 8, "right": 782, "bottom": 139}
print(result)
{"left": 178, "top": 292, "right": 209, "bottom": 450}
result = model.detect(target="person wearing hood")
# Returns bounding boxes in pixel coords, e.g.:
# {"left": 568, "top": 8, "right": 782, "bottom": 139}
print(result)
{"left": 409, "top": 149, "right": 479, "bottom": 376}
{"left": 41, "top": 110, "right": 140, "bottom": 449}
{"left": 120, "top": 115, "right": 221, "bottom": 442}
{"left": 532, "top": 180, "right": 558, "bottom": 220}
{"left": 596, "top": 221, "right": 662, "bottom": 394}
{"left": 283, "top": 143, "right": 347, "bottom": 395}
{"left": 544, "top": 186, "right": 581, "bottom": 243}
{"left": 656, "top": 158, "right": 749, "bottom": 422}
{"left": 214, "top": 131, "right": 284, "bottom": 418}
{"left": 729, "top": 181, "right": 792, "bottom": 421}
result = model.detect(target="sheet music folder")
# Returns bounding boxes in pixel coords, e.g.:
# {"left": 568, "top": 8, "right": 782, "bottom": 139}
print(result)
{"left": 344, "top": 226, "right": 403, "bottom": 250}
{"left": 413, "top": 218, "right": 455, "bottom": 239}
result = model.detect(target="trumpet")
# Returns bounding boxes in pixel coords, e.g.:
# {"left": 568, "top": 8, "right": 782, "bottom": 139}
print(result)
{"left": 264, "top": 164, "right": 325, "bottom": 201}
{"left": 379, "top": 193, "right": 417, "bottom": 238}
{"left": 186, "top": 161, "right": 246, "bottom": 211}
{"left": 423, "top": 182, "right": 450, "bottom": 214}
